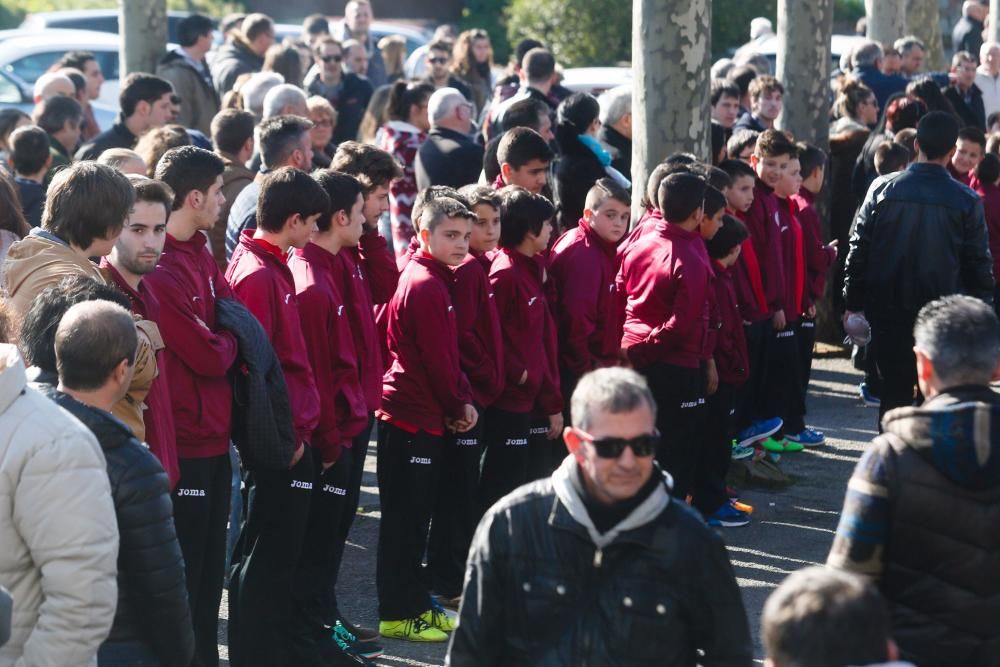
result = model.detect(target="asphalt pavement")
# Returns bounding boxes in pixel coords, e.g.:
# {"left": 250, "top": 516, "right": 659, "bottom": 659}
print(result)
{"left": 218, "top": 349, "right": 875, "bottom": 665}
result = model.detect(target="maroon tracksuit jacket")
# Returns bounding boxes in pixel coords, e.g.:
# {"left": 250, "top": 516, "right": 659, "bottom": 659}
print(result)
{"left": 453, "top": 250, "right": 504, "bottom": 408}
{"left": 745, "top": 180, "right": 786, "bottom": 316}
{"left": 791, "top": 188, "right": 837, "bottom": 311}
{"left": 712, "top": 260, "right": 750, "bottom": 385}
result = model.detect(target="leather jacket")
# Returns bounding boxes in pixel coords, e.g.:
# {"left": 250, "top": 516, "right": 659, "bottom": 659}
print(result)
{"left": 447, "top": 457, "right": 752, "bottom": 667}
{"left": 843, "top": 162, "right": 994, "bottom": 319}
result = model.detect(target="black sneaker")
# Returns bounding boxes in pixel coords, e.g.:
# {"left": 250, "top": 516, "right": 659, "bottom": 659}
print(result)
{"left": 338, "top": 616, "right": 380, "bottom": 642}
{"left": 333, "top": 621, "right": 383, "bottom": 660}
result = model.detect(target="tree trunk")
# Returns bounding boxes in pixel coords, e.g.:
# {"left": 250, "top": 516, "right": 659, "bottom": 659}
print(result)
{"left": 864, "top": 0, "right": 905, "bottom": 46}
{"left": 905, "top": 0, "right": 946, "bottom": 71}
{"left": 631, "top": 0, "right": 712, "bottom": 213}
{"left": 120, "top": 0, "right": 168, "bottom": 77}
{"left": 992, "top": 0, "right": 1000, "bottom": 44}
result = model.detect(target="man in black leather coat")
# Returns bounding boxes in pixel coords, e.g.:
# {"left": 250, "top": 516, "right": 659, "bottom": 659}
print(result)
{"left": 446, "top": 367, "right": 752, "bottom": 667}
{"left": 843, "top": 111, "right": 994, "bottom": 425}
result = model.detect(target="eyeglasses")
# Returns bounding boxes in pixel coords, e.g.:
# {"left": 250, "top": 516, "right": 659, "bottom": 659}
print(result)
{"left": 428, "top": 57, "right": 449, "bottom": 65}
{"left": 576, "top": 429, "right": 660, "bottom": 459}
{"left": 312, "top": 119, "right": 333, "bottom": 128}
{"left": 320, "top": 54, "right": 343, "bottom": 63}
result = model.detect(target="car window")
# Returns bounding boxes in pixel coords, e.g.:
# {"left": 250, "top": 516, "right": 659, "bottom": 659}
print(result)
{"left": 92, "top": 50, "right": 120, "bottom": 81}
{"left": 0, "top": 71, "right": 23, "bottom": 103}
{"left": 49, "top": 16, "right": 118, "bottom": 33}
{"left": 6, "top": 49, "right": 119, "bottom": 85}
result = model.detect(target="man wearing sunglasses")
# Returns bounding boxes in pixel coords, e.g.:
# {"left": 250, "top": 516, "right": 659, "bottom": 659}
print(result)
{"left": 305, "top": 37, "right": 374, "bottom": 145}
{"left": 422, "top": 41, "right": 474, "bottom": 106}
{"left": 447, "top": 367, "right": 752, "bottom": 666}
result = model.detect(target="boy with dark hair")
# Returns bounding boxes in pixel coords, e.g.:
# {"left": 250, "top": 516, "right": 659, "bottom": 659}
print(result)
{"left": 699, "top": 214, "right": 752, "bottom": 526}
{"left": 874, "top": 141, "right": 911, "bottom": 175}
{"left": 426, "top": 184, "right": 504, "bottom": 608}
{"left": 288, "top": 170, "right": 383, "bottom": 663}
{"left": 77, "top": 73, "right": 175, "bottom": 160}
{"left": 550, "top": 177, "right": 630, "bottom": 418}
{"left": 975, "top": 153, "right": 1000, "bottom": 313}
{"left": 618, "top": 171, "right": 712, "bottom": 499}
{"left": 495, "top": 127, "right": 553, "bottom": 193}
{"left": 949, "top": 126, "right": 986, "bottom": 185}
{"left": 376, "top": 196, "right": 477, "bottom": 642}
{"left": 735, "top": 75, "right": 785, "bottom": 132}
{"left": 791, "top": 144, "right": 839, "bottom": 446}
{"left": 157, "top": 12, "right": 220, "bottom": 135}
{"left": 144, "top": 146, "right": 236, "bottom": 667}
{"left": 225, "top": 167, "right": 329, "bottom": 665}
{"left": 727, "top": 129, "right": 760, "bottom": 164}
{"left": 479, "top": 188, "right": 563, "bottom": 511}
{"left": 211, "top": 108, "right": 256, "bottom": 268}
{"left": 711, "top": 78, "right": 741, "bottom": 130}
{"left": 8, "top": 125, "right": 51, "bottom": 227}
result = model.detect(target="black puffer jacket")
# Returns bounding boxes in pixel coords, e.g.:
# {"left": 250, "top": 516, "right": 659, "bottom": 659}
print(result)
{"left": 447, "top": 457, "right": 753, "bottom": 667}
{"left": 843, "top": 162, "right": 994, "bottom": 319}
{"left": 42, "top": 388, "right": 194, "bottom": 667}
{"left": 554, "top": 141, "right": 607, "bottom": 232}
{"left": 213, "top": 38, "right": 264, "bottom": 99}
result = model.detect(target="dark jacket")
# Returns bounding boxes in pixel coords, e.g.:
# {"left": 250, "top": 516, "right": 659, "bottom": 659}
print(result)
{"left": 305, "top": 71, "right": 374, "bottom": 144}
{"left": 853, "top": 64, "right": 909, "bottom": 110}
{"left": 415, "top": 126, "right": 484, "bottom": 190}
{"left": 843, "top": 162, "right": 995, "bottom": 318}
{"left": 156, "top": 49, "right": 220, "bottom": 135}
{"left": 215, "top": 296, "right": 297, "bottom": 471}
{"left": 554, "top": 139, "right": 607, "bottom": 230}
{"left": 213, "top": 38, "right": 264, "bottom": 98}
{"left": 731, "top": 112, "right": 766, "bottom": 133}
{"left": 422, "top": 75, "right": 473, "bottom": 104}
{"left": 943, "top": 83, "right": 987, "bottom": 131}
{"left": 13, "top": 177, "right": 44, "bottom": 228}
{"left": 711, "top": 261, "right": 749, "bottom": 385}
{"left": 75, "top": 119, "right": 136, "bottom": 161}
{"left": 447, "top": 456, "right": 753, "bottom": 667}
{"left": 599, "top": 124, "right": 631, "bottom": 178}
{"left": 953, "top": 16, "right": 985, "bottom": 63}
{"left": 828, "top": 385, "right": 1000, "bottom": 667}
{"left": 41, "top": 388, "right": 194, "bottom": 667}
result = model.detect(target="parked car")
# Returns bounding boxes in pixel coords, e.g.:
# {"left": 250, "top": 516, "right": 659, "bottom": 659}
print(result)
{"left": 273, "top": 19, "right": 431, "bottom": 56}
{"left": 749, "top": 33, "right": 866, "bottom": 74}
{"left": 560, "top": 67, "right": 632, "bottom": 96}
{"left": 0, "top": 66, "right": 117, "bottom": 131}
{"left": 20, "top": 10, "right": 208, "bottom": 45}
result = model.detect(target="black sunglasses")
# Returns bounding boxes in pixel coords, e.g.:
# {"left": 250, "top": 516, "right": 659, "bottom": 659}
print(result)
{"left": 428, "top": 57, "right": 449, "bottom": 65}
{"left": 321, "top": 54, "right": 343, "bottom": 63}
{"left": 577, "top": 429, "right": 660, "bottom": 459}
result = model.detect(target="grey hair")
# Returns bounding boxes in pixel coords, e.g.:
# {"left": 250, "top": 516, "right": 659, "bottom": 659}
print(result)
{"left": 894, "top": 35, "right": 926, "bottom": 55}
{"left": 598, "top": 84, "right": 631, "bottom": 127}
{"left": 428, "top": 87, "right": 467, "bottom": 124}
{"left": 263, "top": 83, "right": 307, "bottom": 120}
{"left": 914, "top": 295, "right": 1000, "bottom": 386}
{"left": 711, "top": 58, "right": 735, "bottom": 80}
{"left": 851, "top": 40, "right": 883, "bottom": 69}
{"left": 571, "top": 367, "right": 657, "bottom": 432}
{"left": 242, "top": 72, "right": 285, "bottom": 120}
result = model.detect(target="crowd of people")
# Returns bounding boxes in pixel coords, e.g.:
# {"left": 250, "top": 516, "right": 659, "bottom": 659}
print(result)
{"left": 0, "top": 2, "right": 999, "bottom": 666}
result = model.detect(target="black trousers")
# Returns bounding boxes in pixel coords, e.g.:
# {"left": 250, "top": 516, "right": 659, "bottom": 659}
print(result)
{"left": 376, "top": 422, "right": 442, "bottom": 620}
{"left": 228, "top": 451, "right": 314, "bottom": 666}
{"left": 527, "top": 415, "right": 559, "bottom": 481}
{"left": 640, "top": 362, "right": 706, "bottom": 500}
{"left": 693, "top": 382, "right": 738, "bottom": 517}
{"left": 328, "top": 415, "right": 373, "bottom": 625}
{"left": 739, "top": 318, "right": 773, "bottom": 430}
{"left": 873, "top": 317, "right": 919, "bottom": 428}
{"left": 427, "top": 417, "right": 483, "bottom": 598}
{"left": 290, "top": 448, "right": 353, "bottom": 663}
{"left": 478, "top": 407, "right": 532, "bottom": 515}
{"left": 763, "top": 322, "right": 805, "bottom": 436}
{"left": 172, "top": 454, "right": 232, "bottom": 667}
{"left": 797, "top": 317, "right": 816, "bottom": 404}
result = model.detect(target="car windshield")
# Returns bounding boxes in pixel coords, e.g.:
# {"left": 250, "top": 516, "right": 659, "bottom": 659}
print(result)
{"left": 4, "top": 48, "right": 119, "bottom": 84}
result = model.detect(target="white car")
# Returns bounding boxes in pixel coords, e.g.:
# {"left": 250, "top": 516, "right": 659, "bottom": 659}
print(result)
{"left": 272, "top": 19, "right": 432, "bottom": 56}
{"left": 560, "top": 67, "right": 632, "bottom": 96}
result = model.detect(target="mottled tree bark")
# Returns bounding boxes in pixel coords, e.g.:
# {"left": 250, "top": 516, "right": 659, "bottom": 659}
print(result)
{"left": 905, "top": 0, "right": 946, "bottom": 71}
{"left": 120, "top": 0, "right": 168, "bottom": 77}
{"left": 864, "top": 0, "right": 905, "bottom": 47}
{"left": 631, "top": 0, "right": 712, "bottom": 212}
{"left": 992, "top": 0, "right": 1000, "bottom": 44}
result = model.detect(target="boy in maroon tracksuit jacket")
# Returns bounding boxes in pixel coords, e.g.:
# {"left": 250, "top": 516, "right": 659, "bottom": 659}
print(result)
{"left": 975, "top": 153, "right": 1000, "bottom": 314}
{"left": 426, "top": 185, "right": 504, "bottom": 606}
{"left": 479, "top": 188, "right": 564, "bottom": 513}
{"left": 790, "top": 144, "right": 839, "bottom": 445}
{"left": 288, "top": 171, "right": 384, "bottom": 662}
{"left": 328, "top": 142, "right": 402, "bottom": 641}
{"left": 698, "top": 215, "right": 752, "bottom": 526}
{"left": 549, "top": 178, "right": 630, "bottom": 420}
{"left": 144, "top": 147, "right": 237, "bottom": 667}
{"left": 617, "top": 171, "right": 711, "bottom": 500}
{"left": 376, "top": 197, "right": 478, "bottom": 642}
{"left": 225, "top": 167, "right": 329, "bottom": 666}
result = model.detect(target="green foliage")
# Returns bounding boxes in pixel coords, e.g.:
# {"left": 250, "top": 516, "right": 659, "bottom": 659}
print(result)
{"left": 461, "top": 0, "right": 511, "bottom": 64}
{"left": 505, "top": 0, "right": 631, "bottom": 68}
{"left": 0, "top": 0, "right": 244, "bottom": 30}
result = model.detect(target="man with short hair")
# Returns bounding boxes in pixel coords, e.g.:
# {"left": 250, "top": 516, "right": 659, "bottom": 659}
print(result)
{"left": 976, "top": 41, "right": 1000, "bottom": 118}
{"left": 214, "top": 13, "right": 275, "bottom": 97}
{"left": 489, "top": 47, "right": 559, "bottom": 136}
{"left": 342, "top": 39, "right": 370, "bottom": 78}
{"left": 482, "top": 97, "right": 554, "bottom": 184}
{"left": 56, "top": 50, "right": 104, "bottom": 141}
{"left": 446, "top": 367, "right": 753, "bottom": 665}
{"left": 711, "top": 79, "right": 740, "bottom": 131}
{"left": 851, "top": 40, "right": 908, "bottom": 109}
{"left": 302, "top": 13, "right": 329, "bottom": 45}
{"left": 337, "top": 0, "right": 387, "bottom": 87}
{"left": 895, "top": 35, "right": 927, "bottom": 78}
{"left": 763, "top": 567, "right": 901, "bottom": 667}
{"left": 31, "top": 71, "right": 74, "bottom": 102}
{"left": 262, "top": 83, "right": 309, "bottom": 119}
{"left": 422, "top": 40, "right": 472, "bottom": 101}
{"left": 211, "top": 109, "right": 255, "bottom": 268}
{"left": 734, "top": 74, "right": 784, "bottom": 132}
{"left": 8, "top": 125, "right": 51, "bottom": 228}
{"left": 31, "top": 94, "right": 81, "bottom": 173}
{"left": 225, "top": 115, "right": 315, "bottom": 259}
{"left": 157, "top": 13, "right": 220, "bottom": 135}
{"left": 416, "top": 87, "right": 483, "bottom": 190}
{"left": 598, "top": 84, "right": 632, "bottom": 176}
{"left": 844, "top": 112, "right": 995, "bottom": 424}
{"left": 76, "top": 73, "right": 174, "bottom": 160}
{"left": 305, "top": 37, "right": 374, "bottom": 144}
{"left": 954, "top": 0, "right": 989, "bottom": 62}
{"left": 944, "top": 50, "right": 986, "bottom": 131}
{"left": 829, "top": 294, "right": 1000, "bottom": 665}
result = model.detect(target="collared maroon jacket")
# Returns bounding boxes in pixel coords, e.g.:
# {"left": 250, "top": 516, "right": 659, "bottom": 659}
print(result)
{"left": 226, "top": 231, "right": 320, "bottom": 449}
{"left": 453, "top": 250, "right": 504, "bottom": 407}
{"left": 745, "top": 180, "right": 786, "bottom": 315}
{"left": 618, "top": 221, "right": 712, "bottom": 370}
{"left": 490, "top": 247, "right": 563, "bottom": 415}
{"left": 790, "top": 188, "right": 837, "bottom": 310}
{"left": 975, "top": 180, "right": 1000, "bottom": 281}
{"left": 549, "top": 218, "right": 622, "bottom": 378}
{"left": 380, "top": 251, "right": 473, "bottom": 433}
{"left": 289, "top": 242, "right": 368, "bottom": 463}
{"left": 712, "top": 260, "right": 750, "bottom": 385}
{"left": 143, "top": 232, "right": 237, "bottom": 460}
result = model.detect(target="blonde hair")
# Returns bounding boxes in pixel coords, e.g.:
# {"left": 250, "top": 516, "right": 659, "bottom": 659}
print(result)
{"left": 97, "top": 148, "right": 146, "bottom": 173}
{"left": 378, "top": 34, "right": 407, "bottom": 80}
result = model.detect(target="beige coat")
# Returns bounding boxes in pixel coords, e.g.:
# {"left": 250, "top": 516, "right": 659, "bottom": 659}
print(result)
{"left": 2, "top": 232, "right": 161, "bottom": 440}
{"left": 0, "top": 344, "right": 119, "bottom": 667}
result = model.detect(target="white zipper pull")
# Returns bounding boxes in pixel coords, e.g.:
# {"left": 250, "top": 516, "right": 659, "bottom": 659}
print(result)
{"left": 593, "top": 548, "right": 603, "bottom": 567}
